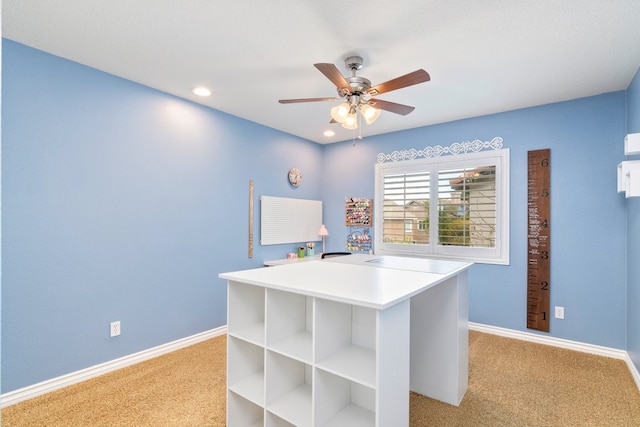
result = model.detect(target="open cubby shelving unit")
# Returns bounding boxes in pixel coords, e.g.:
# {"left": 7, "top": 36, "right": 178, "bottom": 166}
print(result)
{"left": 227, "top": 282, "right": 409, "bottom": 427}
{"left": 222, "top": 255, "right": 472, "bottom": 427}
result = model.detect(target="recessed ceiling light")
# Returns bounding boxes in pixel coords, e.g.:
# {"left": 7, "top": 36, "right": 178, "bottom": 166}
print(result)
{"left": 323, "top": 130, "right": 335, "bottom": 137}
{"left": 191, "top": 86, "right": 211, "bottom": 97}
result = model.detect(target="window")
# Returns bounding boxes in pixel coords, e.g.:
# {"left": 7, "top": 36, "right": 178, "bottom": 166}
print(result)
{"left": 374, "top": 149, "right": 509, "bottom": 264}
{"left": 404, "top": 220, "right": 414, "bottom": 233}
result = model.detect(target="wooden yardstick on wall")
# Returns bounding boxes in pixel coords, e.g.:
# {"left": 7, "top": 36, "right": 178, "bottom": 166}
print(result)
{"left": 527, "top": 149, "right": 551, "bottom": 332}
{"left": 248, "top": 180, "right": 254, "bottom": 258}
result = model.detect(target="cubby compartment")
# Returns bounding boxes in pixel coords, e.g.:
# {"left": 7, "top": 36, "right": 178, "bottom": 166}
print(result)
{"left": 265, "top": 351, "right": 312, "bottom": 427}
{"left": 266, "top": 290, "right": 313, "bottom": 363}
{"left": 314, "top": 369, "right": 375, "bottom": 427}
{"left": 228, "top": 390, "right": 264, "bottom": 427}
{"left": 228, "top": 336, "right": 265, "bottom": 407}
{"left": 265, "top": 412, "right": 296, "bottom": 427}
{"left": 314, "top": 299, "right": 376, "bottom": 388}
{"left": 228, "top": 281, "right": 265, "bottom": 346}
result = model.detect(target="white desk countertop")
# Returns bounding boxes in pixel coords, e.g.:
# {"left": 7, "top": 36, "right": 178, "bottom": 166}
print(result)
{"left": 220, "top": 254, "right": 471, "bottom": 310}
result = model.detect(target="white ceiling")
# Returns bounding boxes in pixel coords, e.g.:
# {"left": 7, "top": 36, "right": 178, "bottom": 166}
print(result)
{"left": 4, "top": 1, "right": 640, "bottom": 144}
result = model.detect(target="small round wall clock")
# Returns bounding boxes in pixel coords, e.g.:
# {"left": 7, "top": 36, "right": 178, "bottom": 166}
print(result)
{"left": 288, "top": 167, "right": 302, "bottom": 187}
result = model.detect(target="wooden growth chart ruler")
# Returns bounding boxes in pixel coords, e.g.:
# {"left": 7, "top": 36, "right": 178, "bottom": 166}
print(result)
{"left": 527, "top": 149, "right": 551, "bottom": 332}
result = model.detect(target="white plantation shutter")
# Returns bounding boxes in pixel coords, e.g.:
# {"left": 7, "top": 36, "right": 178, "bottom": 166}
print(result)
{"left": 375, "top": 150, "right": 509, "bottom": 265}
{"left": 437, "top": 166, "right": 496, "bottom": 248}
{"left": 382, "top": 172, "right": 430, "bottom": 245}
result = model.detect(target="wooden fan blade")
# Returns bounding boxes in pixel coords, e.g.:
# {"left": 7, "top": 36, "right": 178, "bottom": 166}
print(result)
{"left": 314, "top": 63, "right": 351, "bottom": 91}
{"left": 279, "top": 97, "right": 337, "bottom": 104}
{"left": 366, "top": 69, "right": 430, "bottom": 96}
{"left": 367, "top": 99, "right": 415, "bottom": 115}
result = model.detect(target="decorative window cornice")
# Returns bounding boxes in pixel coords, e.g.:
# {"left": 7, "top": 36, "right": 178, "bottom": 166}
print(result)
{"left": 376, "top": 137, "right": 504, "bottom": 163}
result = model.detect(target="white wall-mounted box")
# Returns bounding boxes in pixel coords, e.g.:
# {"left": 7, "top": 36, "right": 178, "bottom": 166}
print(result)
{"left": 618, "top": 160, "right": 640, "bottom": 197}
{"left": 625, "top": 133, "right": 640, "bottom": 155}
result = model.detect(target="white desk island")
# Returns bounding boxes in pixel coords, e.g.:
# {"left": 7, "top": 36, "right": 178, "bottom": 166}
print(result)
{"left": 219, "top": 254, "right": 472, "bottom": 427}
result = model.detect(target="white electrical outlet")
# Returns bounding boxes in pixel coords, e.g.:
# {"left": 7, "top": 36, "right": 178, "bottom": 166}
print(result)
{"left": 110, "top": 321, "right": 121, "bottom": 337}
{"left": 554, "top": 306, "right": 565, "bottom": 319}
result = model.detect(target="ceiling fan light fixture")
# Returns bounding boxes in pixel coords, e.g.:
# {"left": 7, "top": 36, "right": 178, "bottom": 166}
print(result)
{"left": 360, "top": 104, "right": 381, "bottom": 125}
{"left": 330, "top": 103, "right": 350, "bottom": 123}
{"left": 341, "top": 113, "right": 358, "bottom": 129}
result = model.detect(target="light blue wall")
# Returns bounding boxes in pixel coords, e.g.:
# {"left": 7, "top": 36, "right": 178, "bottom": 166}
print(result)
{"left": 626, "top": 68, "right": 640, "bottom": 373}
{"left": 323, "top": 92, "right": 628, "bottom": 348}
{"left": 1, "top": 40, "right": 323, "bottom": 392}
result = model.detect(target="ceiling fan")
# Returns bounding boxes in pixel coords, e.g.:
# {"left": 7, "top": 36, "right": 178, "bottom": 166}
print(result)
{"left": 279, "top": 55, "right": 430, "bottom": 129}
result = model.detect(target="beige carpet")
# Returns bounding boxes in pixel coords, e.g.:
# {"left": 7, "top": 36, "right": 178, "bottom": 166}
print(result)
{"left": 3, "top": 331, "right": 640, "bottom": 426}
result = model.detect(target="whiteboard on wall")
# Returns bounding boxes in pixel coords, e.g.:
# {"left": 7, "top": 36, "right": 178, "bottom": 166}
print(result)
{"left": 261, "top": 196, "right": 322, "bottom": 245}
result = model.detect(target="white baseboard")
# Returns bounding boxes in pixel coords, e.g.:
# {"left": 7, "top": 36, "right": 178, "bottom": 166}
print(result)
{"left": 0, "top": 326, "right": 227, "bottom": 408}
{"left": 469, "top": 322, "right": 640, "bottom": 391}
{"left": 628, "top": 355, "right": 640, "bottom": 391}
